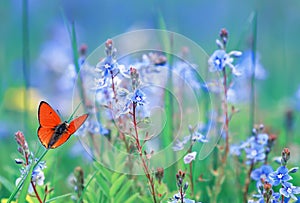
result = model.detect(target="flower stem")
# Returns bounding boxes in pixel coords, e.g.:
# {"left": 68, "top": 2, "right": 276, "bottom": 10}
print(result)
{"left": 222, "top": 68, "right": 229, "bottom": 163}
{"left": 31, "top": 181, "right": 42, "bottom": 203}
{"left": 189, "top": 162, "right": 194, "bottom": 197}
{"left": 243, "top": 161, "right": 254, "bottom": 203}
{"left": 110, "top": 70, "right": 117, "bottom": 101}
{"left": 132, "top": 103, "right": 157, "bottom": 203}
{"left": 249, "top": 11, "right": 257, "bottom": 134}
{"left": 180, "top": 185, "right": 184, "bottom": 203}
{"left": 22, "top": 0, "right": 30, "bottom": 133}
{"left": 188, "top": 142, "right": 194, "bottom": 197}
{"left": 211, "top": 68, "right": 230, "bottom": 203}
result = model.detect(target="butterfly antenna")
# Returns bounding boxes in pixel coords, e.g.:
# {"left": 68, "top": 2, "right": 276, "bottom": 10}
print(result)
{"left": 56, "top": 110, "right": 63, "bottom": 118}
{"left": 67, "top": 101, "right": 83, "bottom": 122}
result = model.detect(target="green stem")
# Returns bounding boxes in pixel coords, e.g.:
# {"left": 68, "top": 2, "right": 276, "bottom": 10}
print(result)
{"left": 22, "top": 0, "right": 30, "bottom": 132}
{"left": 8, "top": 149, "right": 48, "bottom": 202}
{"left": 188, "top": 139, "right": 194, "bottom": 197}
{"left": 249, "top": 11, "right": 257, "bottom": 134}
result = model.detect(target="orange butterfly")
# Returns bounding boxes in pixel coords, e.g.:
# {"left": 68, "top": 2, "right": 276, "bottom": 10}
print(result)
{"left": 37, "top": 101, "right": 88, "bottom": 149}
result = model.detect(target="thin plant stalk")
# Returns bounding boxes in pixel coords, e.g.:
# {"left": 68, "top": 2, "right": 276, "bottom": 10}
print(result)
{"left": 212, "top": 31, "right": 231, "bottom": 202}
{"left": 243, "top": 161, "right": 255, "bottom": 202}
{"left": 22, "top": 0, "right": 30, "bottom": 132}
{"left": 249, "top": 11, "right": 257, "bottom": 134}
{"left": 8, "top": 149, "right": 48, "bottom": 202}
{"left": 180, "top": 185, "right": 184, "bottom": 203}
{"left": 222, "top": 68, "right": 230, "bottom": 163}
{"left": 132, "top": 103, "right": 157, "bottom": 203}
{"left": 30, "top": 181, "right": 42, "bottom": 203}
{"left": 187, "top": 138, "right": 194, "bottom": 197}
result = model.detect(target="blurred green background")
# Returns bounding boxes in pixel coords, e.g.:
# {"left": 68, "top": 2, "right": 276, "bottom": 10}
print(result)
{"left": 1, "top": 0, "right": 300, "bottom": 201}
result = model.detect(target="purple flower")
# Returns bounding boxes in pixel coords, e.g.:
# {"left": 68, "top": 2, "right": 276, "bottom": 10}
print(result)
{"left": 280, "top": 182, "right": 300, "bottom": 200}
{"left": 269, "top": 166, "right": 292, "bottom": 186}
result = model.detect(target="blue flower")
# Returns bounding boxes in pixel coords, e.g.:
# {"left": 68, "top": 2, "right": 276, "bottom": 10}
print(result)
{"left": 172, "top": 136, "right": 190, "bottom": 151}
{"left": 256, "top": 133, "right": 269, "bottom": 146}
{"left": 16, "top": 161, "right": 46, "bottom": 194}
{"left": 269, "top": 166, "right": 292, "bottom": 186}
{"left": 238, "top": 50, "right": 267, "bottom": 80}
{"left": 250, "top": 185, "right": 280, "bottom": 203}
{"left": 230, "top": 144, "right": 242, "bottom": 156}
{"left": 208, "top": 49, "right": 242, "bottom": 75}
{"left": 192, "top": 124, "right": 209, "bottom": 143}
{"left": 244, "top": 143, "right": 266, "bottom": 164}
{"left": 94, "top": 56, "right": 120, "bottom": 89}
{"left": 131, "top": 89, "right": 146, "bottom": 105}
{"left": 31, "top": 161, "right": 46, "bottom": 185}
{"left": 280, "top": 182, "right": 300, "bottom": 200}
{"left": 251, "top": 165, "right": 274, "bottom": 183}
{"left": 208, "top": 50, "right": 228, "bottom": 71}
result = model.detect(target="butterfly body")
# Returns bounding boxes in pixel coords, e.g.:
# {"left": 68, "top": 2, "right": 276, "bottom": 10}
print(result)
{"left": 47, "top": 121, "right": 68, "bottom": 148}
{"left": 38, "top": 101, "right": 88, "bottom": 149}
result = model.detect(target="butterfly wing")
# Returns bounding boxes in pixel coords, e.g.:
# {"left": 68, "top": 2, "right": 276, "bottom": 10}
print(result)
{"left": 37, "top": 127, "right": 55, "bottom": 148}
{"left": 38, "top": 101, "right": 62, "bottom": 148}
{"left": 38, "top": 101, "right": 61, "bottom": 128}
{"left": 50, "top": 114, "right": 88, "bottom": 149}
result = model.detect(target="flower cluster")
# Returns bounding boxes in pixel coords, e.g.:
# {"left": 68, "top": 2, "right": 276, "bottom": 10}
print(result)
{"left": 169, "top": 170, "right": 192, "bottom": 203}
{"left": 208, "top": 29, "right": 242, "bottom": 76}
{"left": 249, "top": 148, "right": 300, "bottom": 202}
{"left": 173, "top": 124, "right": 209, "bottom": 152}
{"left": 231, "top": 125, "right": 275, "bottom": 165}
{"left": 94, "top": 39, "right": 128, "bottom": 89}
{"left": 14, "top": 131, "right": 48, "bottom": 199}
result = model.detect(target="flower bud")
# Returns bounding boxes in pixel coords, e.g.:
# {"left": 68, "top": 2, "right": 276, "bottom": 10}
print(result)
{"left": 155, "top": 167, "right": 164, "bottom": 184}
{"left": 281, "top": 148, "right": 290, "bottom": 164}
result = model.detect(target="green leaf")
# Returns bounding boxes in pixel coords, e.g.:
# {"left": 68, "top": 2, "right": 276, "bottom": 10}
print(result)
{"left": 79, "top": 171, "right": 98, "bottom": 203}
{"left": 124, "top": 193, "right": 140, "bottom": 203}
{"left": 94, "top": 162, "right": 111, "bottom": 181}
{"left": 109, "top": 175, "right": 127, "bottom": 197}
{"left": 45, "top": 193, "right": 72, "bottom": 203}
{"left": 17, "top": 162, "right": 34, "bottom": 203}
{"left": 7, "top": 149, "right": 48, "bottom": 202}
{"left": 0, "top": 175, "right": 14, "bottom": 193}
{"left": 114, "top": 179, "right": 134, "bottom": 202}
{"left": 158, "top": 13, "right": 176, "bottom": 191}
{"left": 111, "top": 172, "right": 121, "bottom": 183}
{"left": 95, "top": 173, "right": 110, "bottom": 197}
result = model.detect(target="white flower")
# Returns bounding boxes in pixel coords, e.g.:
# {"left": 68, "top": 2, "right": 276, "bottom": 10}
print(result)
{"left": 183, "top": 152, "right": 197, "bottom": 164}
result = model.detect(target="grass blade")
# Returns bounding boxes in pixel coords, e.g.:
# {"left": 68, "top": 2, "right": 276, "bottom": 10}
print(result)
{"left": 0, "top": 176, "right": 14, "bottom": 193}
{"left": 45, "top": 193, "right": 72, "bottom": 203}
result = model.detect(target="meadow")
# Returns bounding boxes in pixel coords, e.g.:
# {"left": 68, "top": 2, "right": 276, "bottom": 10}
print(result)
{"left": 1, "top": 1, "right": 300, "bottom": 202}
